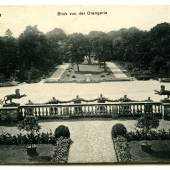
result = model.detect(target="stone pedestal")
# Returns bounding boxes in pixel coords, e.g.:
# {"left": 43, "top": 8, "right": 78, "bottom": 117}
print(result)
{"left": 163, "top": 103, "right": 170, "bottom": 120}
{"left": 111, "top": 105, "right": 118, "bottom": 119}
{"left": 0, "top": 106, "right": 19, "bottom": 124}
{"left": 3, "top": 103, "right": 20, "bottom": 107}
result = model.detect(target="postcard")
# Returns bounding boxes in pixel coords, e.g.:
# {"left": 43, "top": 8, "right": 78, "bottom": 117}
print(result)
{"left": 0, "top": 5, "right": 170, "bottom": 165}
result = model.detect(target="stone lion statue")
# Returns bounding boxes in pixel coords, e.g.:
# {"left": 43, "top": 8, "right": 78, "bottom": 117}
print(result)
{"left": 154, "top": 85, "right": 170, "bottom": 98}
{"left": 1, "top": 89, "right": 26, "bottom": 104}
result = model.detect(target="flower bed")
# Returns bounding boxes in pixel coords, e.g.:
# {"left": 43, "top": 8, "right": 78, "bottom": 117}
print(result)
{"left": 126, "top": 129, "right": 170, "bottom": 141}
{"left": 51, "top": 136, "right": 73, "bottom": 163}
{"left": 112, "top": 136, "right": 132, "bottom": 162}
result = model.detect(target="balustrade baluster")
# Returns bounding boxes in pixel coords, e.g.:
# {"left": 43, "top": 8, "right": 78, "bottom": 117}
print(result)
{"left": 42, "top": 107, "right": 44, "bottom": 117}
{"left": 109, "top": 105, "right": 112, "bottom": 114}
{"left": 87, "top": 106, "right": 90, "bottom": 115}
{"left": 91, "top": 106, "right": 94, "bottom": 116}
{"left": 154, "top": 104, "right": 157, "bottom": 114}
{"left": 118, "top": 105, "right": 120, "bottom": 117}
{"left": 33, "top": 107, "right": 36, "bottom": 117}
{"left": 38, "top": 107, "right": 41, "bottom": 117}
{"left": 105, "top": 105, "right": 108, "bottom": 115}
{"left": 21, "top": 108, "right": 24, "bottom": 117}
{"left": 83, "top": 106, "right": 86, "bottom": 116}
{"left": 45, "top": 107, "right": 48, "bottom": 117}
{"left": 132, "top": 104, "right": 134, "bottom": 115}
{"left": 22, "top": 108, "right": 25, "bottom": 117}
{"left": 82, "top": 106, "right": 87, "bottom": 116}
{"left": 49, "top": 107, "right": 53, "bottom": 116}
{"left": 136, "top": 104, "right": 139, "bottom": 114}
{"left": 54, "top": 107, "right": 58, "bottom": 115}
{"left": 60, "top": 106, "right": 63, "bottom": 116}
{"left": 68, "top": 106, "right": 71, "bottom": 116}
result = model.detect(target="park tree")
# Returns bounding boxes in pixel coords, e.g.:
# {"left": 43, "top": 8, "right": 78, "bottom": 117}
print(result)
{"left": 46, "top": 28, "right": 67, "bottom": 65}
{"left": 65, "top": 33, "right": 88, "bottom": 72}
{"left": 0, "top": 29, "right": 18, "bottom": 80}
{"left": 149, "top": 22, "right": 170, "bottom": 76}
{"left": 88, "top": 31, "right": 112, "bottom": 70}
{"left": 5, "top": 29, "right": 13, "bottom": 37}
{"left": 18, "top": 25, "right": 49, "bottom": 81}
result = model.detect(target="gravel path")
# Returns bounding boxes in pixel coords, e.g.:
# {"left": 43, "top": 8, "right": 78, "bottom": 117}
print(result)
{"left": 106, "top": 62, "right": 130, "bottom": 80}
{"left": 67, "top": 121, "right": 117, "bottom": 163}
{"left": 46, "top": 63, "right": 70, "bottom": 82}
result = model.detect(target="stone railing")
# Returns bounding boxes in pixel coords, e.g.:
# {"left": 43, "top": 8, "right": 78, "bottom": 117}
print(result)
{"left": 1, "top": 101, "right": 170, "bottom": 123}
{"left": 18, "top": 101, "right": 163, "bottom": 119}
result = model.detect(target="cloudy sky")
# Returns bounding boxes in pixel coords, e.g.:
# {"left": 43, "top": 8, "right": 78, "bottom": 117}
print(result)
{"left": 0, "top": 5, "right": 170, "bottom": 37}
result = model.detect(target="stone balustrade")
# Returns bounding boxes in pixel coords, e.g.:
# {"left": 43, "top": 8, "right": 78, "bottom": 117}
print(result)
{"left": 0, "top": 101, "right": 168, "bottom": 123}
{"left": 18, "top": 101, "right": 163, "bottom": 119}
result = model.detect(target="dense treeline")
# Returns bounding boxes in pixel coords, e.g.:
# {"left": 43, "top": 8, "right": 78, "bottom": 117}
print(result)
{"left": 0, "top": 22, "right": 170, "bottom": 82}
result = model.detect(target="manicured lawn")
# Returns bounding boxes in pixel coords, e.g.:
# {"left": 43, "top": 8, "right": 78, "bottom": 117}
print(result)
{"left": 59, "top": 64, "right": 116, "bottom": 83}
{"left": 74, "top": 64, "right": 106, "bottom": 73}
{"left": 0, "top": 144, "right": 55, "bottom": 164}
{"left": 129, "top": 140, "right": 170, "bottom": 163}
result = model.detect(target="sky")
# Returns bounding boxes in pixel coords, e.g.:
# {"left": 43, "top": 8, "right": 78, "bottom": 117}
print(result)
{"left": 0, "top": 5, "right": 170, "bottom": 37}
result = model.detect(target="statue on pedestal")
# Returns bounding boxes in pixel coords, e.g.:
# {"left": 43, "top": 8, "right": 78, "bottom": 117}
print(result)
{"left": 46, "top": 97, "right": 63, "bottom": 104}
{"left": 154, "top": 85, "right": 170, "bottom": 102}
{"left": 115, "top": 95, "right": 135, "bottom": 102}
{"left": 2, "top": 89, "right": 26, "bottom": 107}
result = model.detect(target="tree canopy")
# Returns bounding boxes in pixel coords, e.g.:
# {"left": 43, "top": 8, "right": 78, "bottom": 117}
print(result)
{"left": 0, "top": 22, "right": 170, "bottom": 82}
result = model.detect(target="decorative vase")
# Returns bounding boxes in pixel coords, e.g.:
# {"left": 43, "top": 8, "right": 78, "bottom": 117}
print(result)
{"left": 27, "top": 145, "right": 38, "bottom": 157}
{"left": 141, "top": 143, "right": 152, "bottom": 153}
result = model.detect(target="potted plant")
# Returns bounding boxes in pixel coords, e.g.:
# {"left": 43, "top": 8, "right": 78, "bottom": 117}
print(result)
{"left": 18, "top": 115, "right": 41, "bottom": 157}
{"left": 136, "top": 113, "right": 159, "bottom": 152}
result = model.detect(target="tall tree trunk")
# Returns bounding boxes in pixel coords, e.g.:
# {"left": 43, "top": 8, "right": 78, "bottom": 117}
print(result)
{"left": 87, "top": 56, "right": 92, "bottom": 65}
{"left": 76, "top": 63, "right": 80, "bottom": 72}
{"left": 104, "top": 61, "right": 107, "bottom": 72}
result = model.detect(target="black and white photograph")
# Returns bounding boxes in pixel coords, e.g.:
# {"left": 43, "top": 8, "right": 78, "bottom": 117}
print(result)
{"left": 0, "top": 4, "right": 170, "bottom": 165}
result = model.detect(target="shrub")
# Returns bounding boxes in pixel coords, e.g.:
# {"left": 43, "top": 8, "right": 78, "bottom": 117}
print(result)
{"left": 54, "top": 125, "right": 70, "bottom": 139}
{"left": 72, "top": 75, "right": 76, "bottom": 78}
{"left": 18, "top": 116, "right": 41, "bottom": 148}
{"left": 136, "top": 113, "right": 159, "bottom": 145}
{"left": 112, "top": 123, "right": 127, "bottom": 138}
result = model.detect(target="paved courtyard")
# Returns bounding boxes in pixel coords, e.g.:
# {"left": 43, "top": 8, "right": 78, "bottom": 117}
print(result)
{"left": 1, "top": 119, "right": 170, "bottom": 163}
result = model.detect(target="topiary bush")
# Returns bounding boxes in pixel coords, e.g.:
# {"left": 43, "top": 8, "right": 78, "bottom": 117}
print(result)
{"left": 54, "top": 125, "right": 70, "bottom": 139}
{"left": 112, "top": 123, "right": 127, "bottom": 138}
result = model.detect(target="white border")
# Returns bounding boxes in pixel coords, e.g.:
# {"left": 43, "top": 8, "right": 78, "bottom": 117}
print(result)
{"left": 0, "top": 0, "right": 170, "bottom": 5}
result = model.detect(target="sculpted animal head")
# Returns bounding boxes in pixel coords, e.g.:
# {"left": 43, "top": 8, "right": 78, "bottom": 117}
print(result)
{"left": 161, "top": 85, "right": 165, "bottom": 91}
{"left": 15, "top": 89, "right": 20, "bottom": 95}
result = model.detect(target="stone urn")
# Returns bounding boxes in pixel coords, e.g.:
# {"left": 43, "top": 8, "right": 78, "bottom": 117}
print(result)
{"left": 27, "top": 145, "right": 38, "bottom": 157}
{"left": 141, "top": 143, "right": 152, "bottom": 153}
